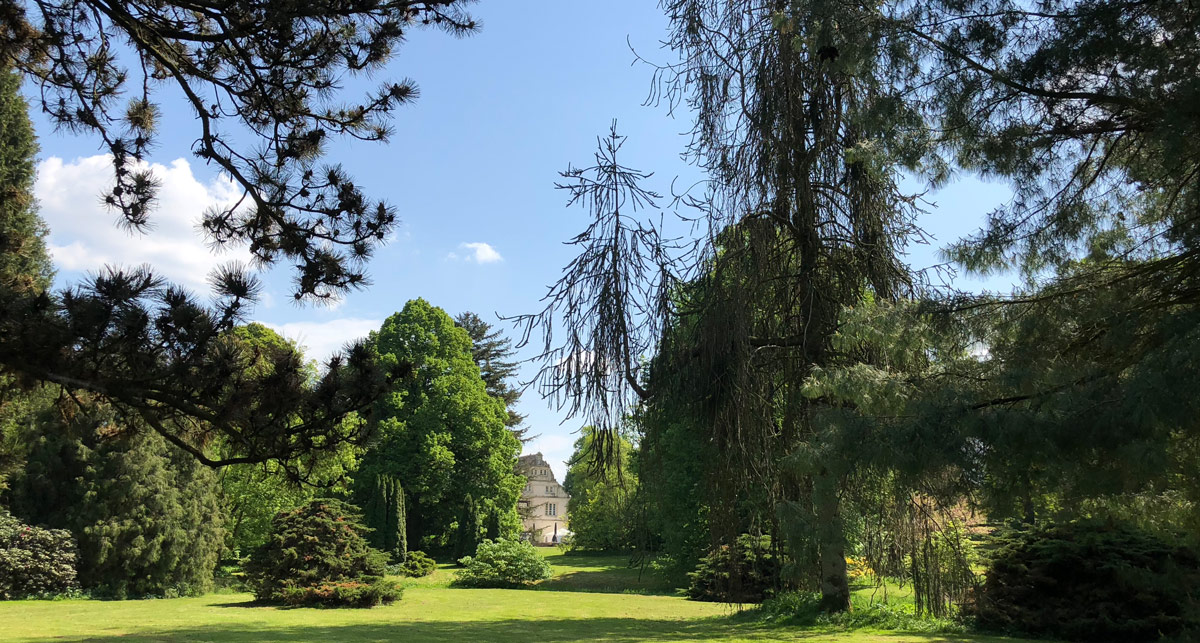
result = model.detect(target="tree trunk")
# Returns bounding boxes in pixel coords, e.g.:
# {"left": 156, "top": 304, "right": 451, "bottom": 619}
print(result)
{"left": 814, "top": 467, "right": 850, "bottom": 612}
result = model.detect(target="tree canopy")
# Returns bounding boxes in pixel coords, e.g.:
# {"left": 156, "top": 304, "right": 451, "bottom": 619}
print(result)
{"left": 358, "top": 299, "right": 522, "bottom": 552}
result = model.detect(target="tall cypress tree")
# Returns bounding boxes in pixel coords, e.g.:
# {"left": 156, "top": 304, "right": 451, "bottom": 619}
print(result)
{"left": 0, "top": 66, "right": 51, "bottom": 296}
{"left": 0, "top": 65, "right": 54, "bottom": 496}
{"left": 358, "top": 474, "right": 408, "bottom": 561}
{"left": 390, "top": 478, "right": 407, "bottom": 561}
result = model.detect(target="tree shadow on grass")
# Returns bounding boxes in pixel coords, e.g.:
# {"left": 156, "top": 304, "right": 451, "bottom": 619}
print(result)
{"left": 535, "top": 569, "right": 680, "bottom": 595}
{"left": 30, "top": 618, "right": 1015, "bottom": 643}
{"left": 536, "top": 552, "right": 680, "bottom": 595}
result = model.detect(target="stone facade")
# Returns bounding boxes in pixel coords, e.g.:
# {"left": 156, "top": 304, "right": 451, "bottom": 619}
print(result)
{"left": 516, "top": 452, "right": 570, "bottom": 544}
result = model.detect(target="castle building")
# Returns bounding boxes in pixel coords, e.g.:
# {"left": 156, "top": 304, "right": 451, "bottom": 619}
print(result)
{"left": 516, "top": 452, "right": 570, "bottom": 544}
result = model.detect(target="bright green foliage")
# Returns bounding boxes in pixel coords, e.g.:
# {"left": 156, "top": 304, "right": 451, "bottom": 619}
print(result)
{"left": 972, "top": 522, "right": 1200, "bottom": 642}
{"left": 388, "top": 550, "right": 436, "bottom": 577}
{"left": 359, "top": 299, "right": 522, "bottom": 551}
{"left": 361, "top": 474, "right": 406, "bottom": 561}
{"left": 563, "top": 426, "right": 638, "bottom": 552}
{"left": 12, "top": 405, "right": 225, "bottom": 598}
{"left": 452, "top": 538, "right": 552, "bottom": 588}
{"left": 217, "top": 324, "right": 360, "bottom": 553}
{"left": 686, "top": 534, "right": 779, "bottom": 603}
{"left": 245, "top": 499, "right": 399, "bottom": 608}
{"left": 220, "top": 462, "right": 310, "bottom": 556}
{"left": 0, "top": 509, "right": 77, "bottom": 599}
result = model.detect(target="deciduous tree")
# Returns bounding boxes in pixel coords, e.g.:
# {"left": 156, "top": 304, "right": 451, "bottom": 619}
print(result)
{"left": 359, "top": 299, "right": 522, "bottom": 551}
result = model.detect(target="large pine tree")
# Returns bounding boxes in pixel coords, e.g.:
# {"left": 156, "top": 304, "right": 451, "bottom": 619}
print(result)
{"left": 0, "top": 2, "right": 478, "bottom": 472}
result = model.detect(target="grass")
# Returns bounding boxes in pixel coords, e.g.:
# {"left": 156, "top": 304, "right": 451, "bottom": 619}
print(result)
{"left": 0, "top": 550, "right": 1042, "bottom": 643}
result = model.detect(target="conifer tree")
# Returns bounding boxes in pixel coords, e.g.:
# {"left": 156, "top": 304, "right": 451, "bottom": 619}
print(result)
{"left": 13, "top": 400, "right": 225, "bottom": 597}
{"left": 0, "top": 64, "right": 55, "bottom": 496}
{"left": 0, "top": 66, "right": 50, "bottom": 296}
{"left": 359, "top": 474, "right": 407, "bottom": 560}
{"left": 456, "top": 312, "right": 529, "bottom": 442}
{"left": 389, "top": 478, "right": 408, "bottom": 562}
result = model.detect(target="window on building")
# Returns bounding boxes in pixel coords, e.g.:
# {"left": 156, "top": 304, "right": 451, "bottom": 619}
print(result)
{"left": 547, "top": 503, "right": 557, "bottom": 517}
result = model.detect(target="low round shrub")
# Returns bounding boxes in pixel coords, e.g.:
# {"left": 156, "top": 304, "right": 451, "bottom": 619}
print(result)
{"left": 452, "top": 539, "right": 552, "bottom": 588}
{"left": 244, "top": 499, "right": 400, "bottom": 607}
{"left": 279, "top": 578, "right": 402, "bottom": 608}
{"left": 687, "top": 533, "right": 779, "bottom": 603}
{"left": 0, "top": 509, "right": 78, "bottom": 599}
{"left": 971, "top": 521, "right": 1200, "bottom": 642}
{"left": 388, "top": 550, "right": 437, "bottom": 578}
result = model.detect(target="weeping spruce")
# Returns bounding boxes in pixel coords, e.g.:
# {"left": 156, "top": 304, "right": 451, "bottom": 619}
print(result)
{"left": 519, "top": 0, "right": 934, "bottom": 612}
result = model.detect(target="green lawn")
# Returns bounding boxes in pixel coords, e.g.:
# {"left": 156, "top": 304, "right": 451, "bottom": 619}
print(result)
{"left": 0, "top": 551, "right": 1039, "bottom": 643}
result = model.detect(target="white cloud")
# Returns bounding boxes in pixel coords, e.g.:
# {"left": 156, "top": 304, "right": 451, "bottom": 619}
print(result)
{"left": 36, "top": 155, "right": 249, "bottom": 292}
{"left": 459, "top": 242, "right": 503, "bottom": 264}
{"left": 257, "top": 318, "right": 382, "bottom": 364}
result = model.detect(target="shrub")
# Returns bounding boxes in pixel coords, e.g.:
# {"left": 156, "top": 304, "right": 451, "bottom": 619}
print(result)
{"left": 971, "top": 521, "right": 1200, "bottom": 642}
{"left": 0, "top": 510, "right": 78, "bottom": 599}
{"left": 452, "top": 539, "right": 552, "bottom": 588}
{"left": 387, "top": 550, "right": 436, "bottom": 578}
{"left": 244, "top": 499, "right": 399, "bottom": 608}
{"left": 279, "top": 578, "right": 402, "bottom": 608}
{"left": 687, "top": 534, "right": 779, "bottom": 603}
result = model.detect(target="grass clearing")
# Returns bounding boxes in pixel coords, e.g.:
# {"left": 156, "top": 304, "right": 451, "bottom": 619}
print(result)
{"left": 0, "top": 551, "right": 1041, "bottom": 643}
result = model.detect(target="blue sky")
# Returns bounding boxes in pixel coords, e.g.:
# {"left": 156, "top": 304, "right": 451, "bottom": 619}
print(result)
{"left": 26, "top": 1, "right": 1013, "bottom": 481}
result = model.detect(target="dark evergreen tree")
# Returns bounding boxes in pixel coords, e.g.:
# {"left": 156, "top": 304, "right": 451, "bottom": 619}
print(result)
{"left": 0, "top": 64, "right": 54, "bottom": 498}
{"left": 0, "top": 66, "right": 50, "bottom": 296}
{"left": 388, "top": 478, "right": 408, "bottom": 562}
{"left": 13, "top": 400, "right": 225, "bottom": 597}
{"left": 244, "top": 499, "right": 399, "bottom": 607}
{"left": 455, "top": 311, "right": 529, "bottom": 442}
{"left": 453, "top": 494, "right": 480, "bottom": 559}
{"left": 358, "top": 474, "right": 407, "bottom": 562}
